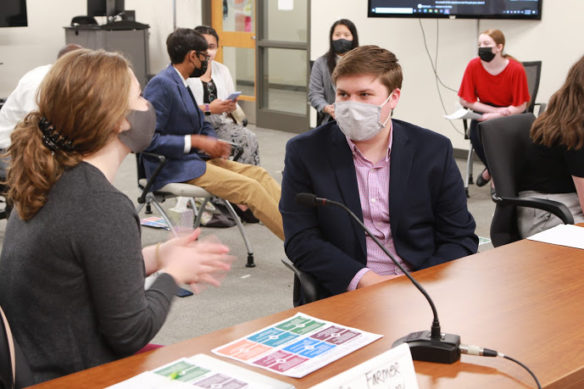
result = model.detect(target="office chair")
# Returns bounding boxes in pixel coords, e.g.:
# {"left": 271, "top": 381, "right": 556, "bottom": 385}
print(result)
{"left": 479, "top": 113, "right": 573, "bottom": 247}
{"left": 462, "top": 60, "right": 546, "bottom": 197}
{"left": 136, "top": 152, "right": 255, "bottom": 267}
{"left": 521, "top": 61, "right": 546, "bottom": 114}
{"left": 280, "top": 257, "right": 328, "bottom": 307}
{"left": 0, "top": 306, "right": 32, "bottom": 389}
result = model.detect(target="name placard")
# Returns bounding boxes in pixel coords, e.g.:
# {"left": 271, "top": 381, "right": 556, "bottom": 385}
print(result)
{"left": 310, "top": 343, "right": 418, "bottom": 389}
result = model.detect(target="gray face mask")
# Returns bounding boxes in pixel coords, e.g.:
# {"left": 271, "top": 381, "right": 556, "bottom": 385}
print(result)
{"left": 335, "top": 95, "right": 392, "bottom": 141}
{"left": 118, "top": 101, "right": 156, "bottom": 153}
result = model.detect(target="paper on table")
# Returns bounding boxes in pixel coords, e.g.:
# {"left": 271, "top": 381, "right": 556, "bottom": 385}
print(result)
{"left": 106, "top": 354, "right": 294, "bottom": 389}
{"left": 213, "top": 313, "right": 383, "bottom": 378}
{"left": 527, "top": 224, "right": 584, "bottom": 249}
{"left": 444, "top": 107, "right": 482, "bottom": 121}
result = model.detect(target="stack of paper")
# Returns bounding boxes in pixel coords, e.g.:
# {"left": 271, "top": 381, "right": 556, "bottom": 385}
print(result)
{"left": 444, "top": 107, "right": 482, "bottom": 121}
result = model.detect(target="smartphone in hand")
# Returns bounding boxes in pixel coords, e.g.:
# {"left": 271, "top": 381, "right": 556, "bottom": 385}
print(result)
{"left": 226, "top": 91, "right": 242, "bottom": 101}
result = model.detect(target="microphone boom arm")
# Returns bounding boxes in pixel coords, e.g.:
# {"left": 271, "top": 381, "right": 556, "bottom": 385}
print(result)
{"left": 321, "top": 197, "right": 441, "bottom": 339}
{"left": 297, "top": 193, "right": 461, "bottom": 364}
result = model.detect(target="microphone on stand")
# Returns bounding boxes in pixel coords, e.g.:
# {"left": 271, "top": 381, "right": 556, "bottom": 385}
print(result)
{"left": 296, "top": 192, "right": 461, "bottom": 364}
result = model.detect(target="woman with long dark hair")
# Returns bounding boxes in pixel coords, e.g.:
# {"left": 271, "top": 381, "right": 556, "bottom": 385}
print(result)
{"left": 517, "top": 55, "right": 584, "bottom": 236}
{"left": 308, "top": 19, "right": 359, "bottom": 125}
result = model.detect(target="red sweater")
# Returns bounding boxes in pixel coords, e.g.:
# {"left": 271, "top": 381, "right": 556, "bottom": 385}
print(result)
{"left": 458, "top": 57, "right": 530, "bottom": 107}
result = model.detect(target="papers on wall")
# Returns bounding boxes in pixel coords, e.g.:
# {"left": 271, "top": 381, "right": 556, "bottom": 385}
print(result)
{"left": 444, "top": 107, "right": 482, "bottom": 121}
{"left": 527, "top": 224, "right": 584, "bottom": 249}
{"left": 309, "top": 343, "right": 419, "bottom": 389}
{"left": 106, "top": 354, "right": 294, "bottom": 389}
{"left": 212, "top": 313, "right": 383, "bottom": 378}
{"left": 278, "top": 0, "right": 294, "bottom": 11}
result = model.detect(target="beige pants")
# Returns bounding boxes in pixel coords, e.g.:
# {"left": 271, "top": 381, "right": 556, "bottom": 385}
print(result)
{"left": 187, "top": 158, "right": 284, "bottom": 240}
{"left": 517, "top": 190, "right": 584, "bottom": 238}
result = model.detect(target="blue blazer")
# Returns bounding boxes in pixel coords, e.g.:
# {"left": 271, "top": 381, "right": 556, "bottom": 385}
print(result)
{"left": 142, "top": 65, "right": 217, "bottom": 190}
{"left": 279, "top": 120, "right": 478, "bottom": 305}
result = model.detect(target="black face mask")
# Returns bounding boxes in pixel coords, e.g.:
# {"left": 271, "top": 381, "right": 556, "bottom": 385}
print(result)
{"left": 190, "top": 55, "right": 209, "bottom": 78}
{"left": 478, "top": 47, "right": 496, "bottom": 63}
{"left": 332, "top": 39, "right": 353, "bottom": 54}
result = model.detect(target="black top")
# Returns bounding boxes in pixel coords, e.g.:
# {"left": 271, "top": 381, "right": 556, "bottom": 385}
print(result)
{"left": 519, "top": 140, "right": 584, "bottom": 193}
{"left": 202, "top": 79, "right": 218, "bottom": 116}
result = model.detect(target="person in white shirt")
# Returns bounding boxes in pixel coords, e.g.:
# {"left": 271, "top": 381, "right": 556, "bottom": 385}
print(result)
{"left": 0, "top": 44, "right": 81, "bottom": 175}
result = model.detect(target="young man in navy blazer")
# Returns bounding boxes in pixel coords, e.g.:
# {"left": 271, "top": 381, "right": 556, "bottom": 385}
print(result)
{"left": 143, "top": 28, "right": 283, "bottom": 239}
{"left": 280, "top": 45, "right": 478, "bottom": 305}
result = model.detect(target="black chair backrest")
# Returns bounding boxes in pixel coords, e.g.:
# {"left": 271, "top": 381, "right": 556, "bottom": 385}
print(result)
{"left": 479, "top": 113, "right": 536, "bottom": 245}
{"left": 521, "top": 61, "right": 542, "bottom": 113}
{"left": 480, "top": 113, "right": 536, "bottom": 198}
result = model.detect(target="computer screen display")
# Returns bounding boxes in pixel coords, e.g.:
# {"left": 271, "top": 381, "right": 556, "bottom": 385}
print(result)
{"left": 0, "top": 0, "right": 28, "bottom": 28}
{"left": 87, "top": 0, "right": 125, "bottom": 17}
{"left": 368, "top": 0, "right": 542, "bottom": 20}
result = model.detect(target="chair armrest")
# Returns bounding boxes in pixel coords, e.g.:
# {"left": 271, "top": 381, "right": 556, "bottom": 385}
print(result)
{"left": 280, "top": 257, "right": 326, "bottom": 304}
{"left": 493, "top": 195, "right": 575, "bottom": 225}
{"left": 137, "top": 152, "right": 166, "bottom": 204}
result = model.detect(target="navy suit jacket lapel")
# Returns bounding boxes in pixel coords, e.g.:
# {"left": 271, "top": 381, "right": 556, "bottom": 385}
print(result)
{"left": 166, "top": 65, "right": 198, "bottom": 130}
{"left": 328, "top": 125, "right": 367, "bottom": 259}
{"left": 389, "top": 121, "right": 413, "bottom": 231}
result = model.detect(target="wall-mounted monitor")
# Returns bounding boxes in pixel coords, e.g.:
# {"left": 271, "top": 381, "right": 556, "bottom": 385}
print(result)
{"left": 368, "top": 0, "right": 542, "bottom": 20}
{"left": 0, "top": 0, "right": 28, "bottom": 28}
{"left": 87, "top": 0, "right": 125, "bottom": 17}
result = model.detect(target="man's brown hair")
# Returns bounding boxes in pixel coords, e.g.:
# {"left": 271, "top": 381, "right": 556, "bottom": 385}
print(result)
{"left": 332, "top": 45, "right": 403, "bottom": 94}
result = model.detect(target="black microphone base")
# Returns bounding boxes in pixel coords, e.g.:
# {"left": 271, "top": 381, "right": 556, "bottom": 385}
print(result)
{"left": 393, "top": 331, "right": 461, "bottom": 364}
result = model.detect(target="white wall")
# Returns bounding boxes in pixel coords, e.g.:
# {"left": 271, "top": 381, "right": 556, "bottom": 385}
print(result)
{"left": 3, "top": 1, "right": 583, "bottom": 149}
{"left": 0, "top": 0, "right": 202, "bottom": 97}
{"left": 125, "top": 0, "right": 202, "bottom": 74}
{"left": 311, "top": 1, "right": 584, "bottom": 150}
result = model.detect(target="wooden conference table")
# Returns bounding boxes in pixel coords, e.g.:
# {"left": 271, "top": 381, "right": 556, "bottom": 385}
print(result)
{"left": 31, "top": 238, "right": 584, "bottom": 388}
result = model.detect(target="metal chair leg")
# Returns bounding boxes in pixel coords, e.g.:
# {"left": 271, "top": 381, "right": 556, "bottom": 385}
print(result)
{"left": 464, "top": 147, "right": 474, "bottom": 198}
{"left": 193, "top": 197, "right": 211, "bottom": 229}
{"left": 145, "top": 194, "right": 177, "bottom": 237}
{"left": 222, "top": 200, "right": 255, "bottom": 267}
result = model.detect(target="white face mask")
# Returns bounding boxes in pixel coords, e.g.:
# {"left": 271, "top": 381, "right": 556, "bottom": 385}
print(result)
{"left": 334, "top": 95, "right": 392, "bottom": 141}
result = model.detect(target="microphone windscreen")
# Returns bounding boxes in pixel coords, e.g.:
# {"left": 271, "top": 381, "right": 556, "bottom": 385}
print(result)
{"left": 296, "top": 192, "right": 317, "bottom": 207}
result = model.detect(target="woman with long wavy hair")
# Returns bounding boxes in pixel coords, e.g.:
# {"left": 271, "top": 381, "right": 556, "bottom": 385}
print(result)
{"left": 517, "top": 55, "right": 584, "bottom": 236}
{"left": 0, "top": 49, "right": 232, "bottom": 384}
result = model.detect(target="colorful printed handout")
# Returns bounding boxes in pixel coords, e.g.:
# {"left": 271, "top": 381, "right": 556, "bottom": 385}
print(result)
{"left": 213, "top": 313, "right": 383, "bottom": 378}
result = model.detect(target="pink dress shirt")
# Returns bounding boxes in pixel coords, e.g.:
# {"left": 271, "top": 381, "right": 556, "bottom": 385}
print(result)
{"left": 346, "top": 130, "right": 411, "bottom": 291}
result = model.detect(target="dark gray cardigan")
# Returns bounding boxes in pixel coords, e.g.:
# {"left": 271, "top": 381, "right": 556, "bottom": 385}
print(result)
{"left": 0, "top": 162, "right": 177, "bottom": 384}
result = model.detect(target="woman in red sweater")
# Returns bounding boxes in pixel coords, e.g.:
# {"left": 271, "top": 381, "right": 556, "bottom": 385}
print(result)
{"left": 458, "top": 29, "right": 530, "bottom": 187}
